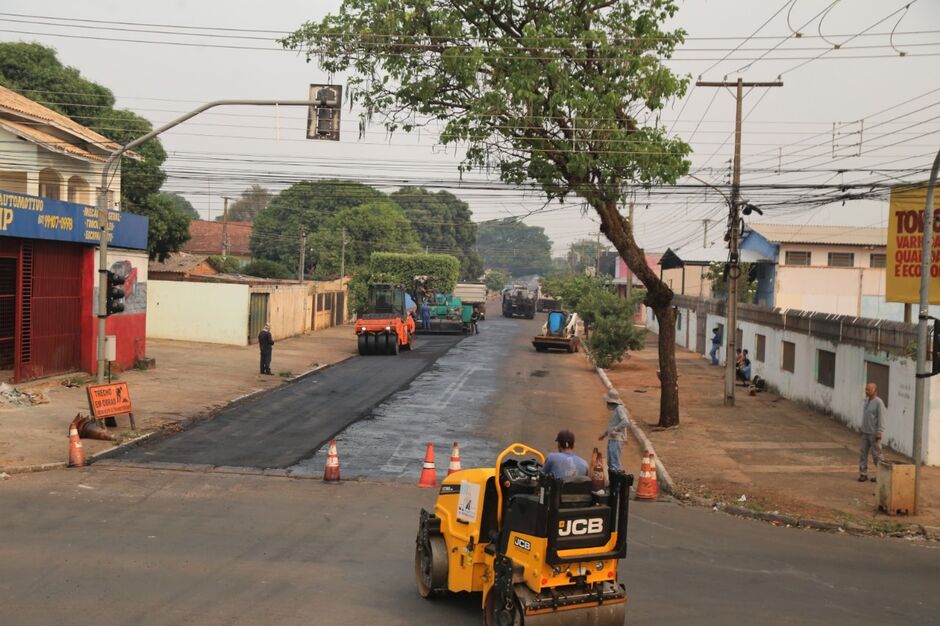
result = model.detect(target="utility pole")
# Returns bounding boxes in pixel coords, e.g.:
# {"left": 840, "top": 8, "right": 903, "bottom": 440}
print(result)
{"left": 696, "top": 78, "right": 782, "bottom": 406}
{"left": 595, "top": 230, "right": 601, "bottom": 276}
{"left": 340, "top": 227, "right": 348, "bottom": 281}
{"left": 298, "top": 228, "right": 306, "bottom": 283}
{"left": 221, "top": 196, "right": 232, "bottom": 257}
{"left": 625, "top": 201, "right": 635, "bottom": 301}
{"left": 912, "top": 147, "right": 940, "bottom": 514}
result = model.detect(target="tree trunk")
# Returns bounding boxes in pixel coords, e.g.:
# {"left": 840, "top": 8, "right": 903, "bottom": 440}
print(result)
{"left": 594, "top": 200, "right": 680, "bottom": 428}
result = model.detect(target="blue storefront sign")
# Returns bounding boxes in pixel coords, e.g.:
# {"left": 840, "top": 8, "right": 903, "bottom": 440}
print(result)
{"left": 0, "top": 190, "right": 148, "bottom": 250}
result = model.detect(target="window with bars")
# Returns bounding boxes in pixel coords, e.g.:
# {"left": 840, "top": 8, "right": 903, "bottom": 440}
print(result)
{"left": 870, "top": 253, "right": 886, "bottom": 268}
{"left": 816, "top": 349, "right": 836, "bottom": 387}
{"left": 828, "top": 252, "right": 855, "bottom": 267}
{"left": 785, "top": 251, "right": 811, "bottom": 266}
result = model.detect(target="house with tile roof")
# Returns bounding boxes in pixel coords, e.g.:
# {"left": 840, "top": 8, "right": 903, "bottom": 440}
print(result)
{"left": 0, "top": 85, "right": 150, "bottom": 382}
{"left": 181, "top": 219, "right": 253, "bottom": 261}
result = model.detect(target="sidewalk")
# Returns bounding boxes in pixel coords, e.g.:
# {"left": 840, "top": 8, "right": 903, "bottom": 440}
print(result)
{"left": 606, "top": 333, "right": 940, "bottom": 531}
{"left": 0, "top": 325, "right": 357, "bottom": 472}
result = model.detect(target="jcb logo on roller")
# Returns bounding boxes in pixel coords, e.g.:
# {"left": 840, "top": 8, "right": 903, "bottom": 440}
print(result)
{"left": 513, "top": 537, "right": 531, "bottom": 551}
{"left": 558, "top": 518, "right": 604, "bottom": 536}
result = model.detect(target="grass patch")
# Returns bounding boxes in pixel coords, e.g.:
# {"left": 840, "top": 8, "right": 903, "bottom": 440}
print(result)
{"left": 278, "top": 370, "right": 293, "bottom": 379}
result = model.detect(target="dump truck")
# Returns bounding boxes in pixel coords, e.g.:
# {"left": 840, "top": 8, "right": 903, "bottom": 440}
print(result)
{"left": 415, "top": 443, "right": 633, "bottom": 626}
{"left": 532, "top": 310, "right": 581, "bottom": 353}
{"left": 355, "top": 283, "right": 415, "bottom": 355}
{"left": 502, "top": 285, "right": 536, "bottom": 319}
{"left": 454, "top": 282, "right": 487, "bottom": 319}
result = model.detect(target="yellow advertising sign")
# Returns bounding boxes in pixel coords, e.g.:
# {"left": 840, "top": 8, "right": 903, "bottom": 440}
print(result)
{"left": 886, "top": 185, "right": 940, "bottom": 304}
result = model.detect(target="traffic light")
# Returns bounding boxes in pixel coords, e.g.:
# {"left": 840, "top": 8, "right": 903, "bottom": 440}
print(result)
{"left": 106, "top": 270, "right": 125, "bottom": 315}
{"left": 306, "top": 84, "right": 342, "bottom": 141}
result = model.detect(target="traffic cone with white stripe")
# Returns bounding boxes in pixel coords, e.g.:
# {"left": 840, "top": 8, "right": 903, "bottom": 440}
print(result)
{"left": 447, "top": 442, "right": 462, "bottom": 475}
{"left": 418, "top": 442, "right": 437, "bottom": 488}
{"left": 68, "top": 416, "right": 86, "bottom": 468}
{"left": 635, "top": 450, "right": 659, "bottom": 500}
{"left": 323, "top": 439, "right": 341, "bottom": 482}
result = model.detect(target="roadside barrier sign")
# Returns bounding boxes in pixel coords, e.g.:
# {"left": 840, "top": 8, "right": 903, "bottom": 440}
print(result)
{"left": 86, "top": 382, "right": 136, "bottom": 429}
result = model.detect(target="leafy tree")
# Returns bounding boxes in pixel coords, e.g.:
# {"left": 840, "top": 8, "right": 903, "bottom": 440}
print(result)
{"left": 567, "top": 238, "right": 609, "bottom": 275}
{"left": 140, "top": 193, "right": 192, "bottom": 261}
{"left": 217, "top": 184, "right": 272, "bottom": 222}
{"left": 307, "top": 200, "right": 421, "bottom": 279}
{"left": 370, "top": 252, "right": 460, "bottom": 294}
{"left": 704, "top": 261, "right": 758, "bottom": 303}
{"left": 208, "top": 255, "right": 242, "bottom": 274}
{"left": 251, "top": 179, "right": 387, "bottom": 267}
{"left": 485, "top": 269, "right": 510, "bottom": 293}
{"left": 154, "top": 192, "right": 199, "bottom": 220}
{"left": 476, "top": 220, "right": 552, "bottom": 277}
{"left": 242, "top": 259, "right": 293, "bottom": 280}
{"left": 283, "top": 1, "right": 691, "bottom": 426}
{"left": 390, "top": 187, "right": 482, "bottom": 280}
{"left": 0, "top": 42, "right": 191, "bottom": 260}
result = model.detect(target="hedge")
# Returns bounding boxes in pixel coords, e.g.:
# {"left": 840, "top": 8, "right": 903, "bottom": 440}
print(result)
{"left": 370, "top": 252, "right": 460, "bottom": 293}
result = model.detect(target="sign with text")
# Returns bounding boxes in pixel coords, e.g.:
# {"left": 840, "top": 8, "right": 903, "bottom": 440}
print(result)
{"left": 886, "top": 185, "right": 940, "bottom": 304}
{"left": 86, "top": 382, "right": 133, "bottom": 419}
{"left": 0, "top": 191, "right": 148, "bottom": 249}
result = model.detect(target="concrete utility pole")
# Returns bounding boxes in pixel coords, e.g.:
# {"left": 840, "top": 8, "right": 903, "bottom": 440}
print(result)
{"left": 298, "top": 227, "right": 306, "bottom": 283}
{"left": 95, "top": 99, "right": 319, "bottom": 383}
{"left": 912, "top": 147, "right": 940, "bottom": 514}
{"left": 696, "top": 78, "right": 782, "bottom": 406}
{"left": 222, "top": 196, "right": 232, "bottom": 257}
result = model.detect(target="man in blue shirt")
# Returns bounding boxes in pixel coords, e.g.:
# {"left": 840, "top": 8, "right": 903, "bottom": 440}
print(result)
{"left": 709, "top": 327, "right": 721, "bottom": 365}
{"left": 542, "top": 429, "right": 589, "bottom": 480}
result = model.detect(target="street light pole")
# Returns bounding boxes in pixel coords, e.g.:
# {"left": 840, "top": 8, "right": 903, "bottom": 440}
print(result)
{"left": 95, "top": 99, "right": 319, "bottom": 383}
{"left": 912, "top": 147, "right": 940, "bottom": 513}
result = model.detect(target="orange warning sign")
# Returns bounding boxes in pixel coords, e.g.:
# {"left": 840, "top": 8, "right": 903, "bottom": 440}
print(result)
{"left": 86, "top": 382, "right": 133, "bottom": 418}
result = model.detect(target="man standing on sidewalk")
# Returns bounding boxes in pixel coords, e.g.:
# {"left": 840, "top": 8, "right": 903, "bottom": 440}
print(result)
{"left": 858, "top": 382, "right": 886, "bottom": 482}
{"left": 258, "top": 324, "right": 274, "bottom": 375}
{"left": 599, "top": 390, "right": 630, "bottom": 472}
{"left": 709, "top": 327, "right": 721, "bottom": 365}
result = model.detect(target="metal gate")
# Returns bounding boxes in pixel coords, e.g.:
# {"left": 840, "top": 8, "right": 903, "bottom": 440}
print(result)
{"left": 248, "top": 292, "right": 269, "bottom": 344}
{"left": 0, "top": 257, "right": 14, "bottom": 371}
{"left": 26, "top": 241, "right": 82, "bottom": 380}
{"left": 696, "top": 312, "right": 707, "bottom": 356}
{"left": 333, "top": 292, "right": 345, "bottom": 326}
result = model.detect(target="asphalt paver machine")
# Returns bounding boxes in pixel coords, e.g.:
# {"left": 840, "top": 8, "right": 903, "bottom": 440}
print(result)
{"left": 415, "top": 443, "right": 633, "bottom": 626}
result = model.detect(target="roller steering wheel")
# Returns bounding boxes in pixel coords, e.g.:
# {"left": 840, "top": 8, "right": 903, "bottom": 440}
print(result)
{"left": 518, "top": 458, "right": 542, "bottom": 478}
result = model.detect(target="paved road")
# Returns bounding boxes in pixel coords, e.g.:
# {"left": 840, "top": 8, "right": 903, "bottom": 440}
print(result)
{"left": 115, "top": 334, "right": 463, "bottom": 469}
{"left": 1, "top": 468, "right": 936, "bottom": 626}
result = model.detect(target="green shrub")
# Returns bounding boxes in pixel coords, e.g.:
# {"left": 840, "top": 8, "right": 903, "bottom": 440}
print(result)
{"left": 369, "top": 252, "right": 459, "bottom": 293}
{"left": 242, "top": 259, "right": 293, "bottom": 279}
{"left": 208, "top": 255, "right": 242, "bottom": 274}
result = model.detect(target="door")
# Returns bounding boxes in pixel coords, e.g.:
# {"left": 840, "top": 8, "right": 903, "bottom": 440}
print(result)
{"left": 0, "top": 257, "right": 15, "bottom": 373}
{"left": 25, "top": 241, "right": 81, "bottom": 380}
{"left": 248, "top": 292, "right": 268, "bottom": 344}
{"left": 696, "top": 312, "right": 707, "bottom": 356}
{"left": 334, "top": 292, "right": 345, "bottom": 326}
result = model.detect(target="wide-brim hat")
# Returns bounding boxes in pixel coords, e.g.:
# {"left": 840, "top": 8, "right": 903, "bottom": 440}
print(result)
{"left": 604, "top": 390, "right": 623, "bottom": 405}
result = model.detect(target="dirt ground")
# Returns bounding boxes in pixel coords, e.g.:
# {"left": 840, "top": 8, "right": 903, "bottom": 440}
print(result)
{"left": 605, "top": 333, "right": 939, "bottom": 529}
{"left": 0, "top": 324, "right": 356, "bottom": 470}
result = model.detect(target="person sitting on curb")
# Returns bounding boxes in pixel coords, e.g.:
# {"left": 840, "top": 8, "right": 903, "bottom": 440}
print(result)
{"left": 542, "top": 429, "right": 588, "bottom": 480}
{"left": 598, "top": 390, "right": 630, "bottom": 472}
{"left": 736, "top": 349, "right": 752, "bottom": 384}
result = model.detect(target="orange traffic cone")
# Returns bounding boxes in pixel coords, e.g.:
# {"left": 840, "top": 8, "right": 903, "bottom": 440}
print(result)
{"left": 418, "top": 443, "right": 437, "bottom": 488}
{"left": 68, "top": 418, "right": 86, "bottom": 468}
{"left": 323, "top": 439, "right": 341, "bottom": 482}
{"left": 635, "top": 450, "right": 659, "bottom": 500}
{"left": 447, "top": 442, "right": 462, "bottom": 475}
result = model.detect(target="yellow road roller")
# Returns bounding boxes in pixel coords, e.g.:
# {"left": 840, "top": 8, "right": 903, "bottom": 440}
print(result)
{"left": 415, "top": 443, "right": 633, "bottom": 626}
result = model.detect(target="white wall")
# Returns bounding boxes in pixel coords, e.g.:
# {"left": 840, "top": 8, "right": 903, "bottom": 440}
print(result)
{"left": 147, "top": 280, "right": 250, "bottom": 345}
{"left": 653, "top": 306, "right": 939, "bottom": 465}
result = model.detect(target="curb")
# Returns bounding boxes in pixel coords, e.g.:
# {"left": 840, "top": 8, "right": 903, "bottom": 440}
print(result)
{"left": 0, "top": 354, "right": 358, "bottom": 475}
{"left": 593, "top": 365, "right": 676, "bottom": 496}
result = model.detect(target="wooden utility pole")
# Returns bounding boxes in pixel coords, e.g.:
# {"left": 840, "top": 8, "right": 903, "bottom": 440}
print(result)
{"left": 340, "top": 227, "right": 348, "bottom": 280}
{"left": 696, "top": 78, "right": 782, "bottom": 406}
{"left": 221, "top": 196, "right": 232, "bottom": 257}
{"left": 298, "top": 227, "right": 306, "bottom": 283}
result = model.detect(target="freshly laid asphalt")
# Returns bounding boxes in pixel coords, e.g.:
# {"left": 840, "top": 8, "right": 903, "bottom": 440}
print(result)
{"left": 115, "top": 334, "right": 464, "bottom": 469}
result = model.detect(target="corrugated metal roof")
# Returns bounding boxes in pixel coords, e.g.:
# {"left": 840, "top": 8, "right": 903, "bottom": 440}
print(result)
{"left": 748, "top": 223, "right": 887, "bottom": 246}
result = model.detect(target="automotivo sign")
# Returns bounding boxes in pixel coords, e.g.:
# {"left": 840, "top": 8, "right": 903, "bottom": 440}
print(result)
{"left": 886, "top": 185, "right": 940, "bottom": 304}
{"left": 0, "top": 190, "right": 148, "bottom": 249}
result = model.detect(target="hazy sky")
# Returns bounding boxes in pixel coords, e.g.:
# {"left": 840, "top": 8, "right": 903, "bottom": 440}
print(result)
{"left": 2, "top": 0, "right": 939, "bottom": 255}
